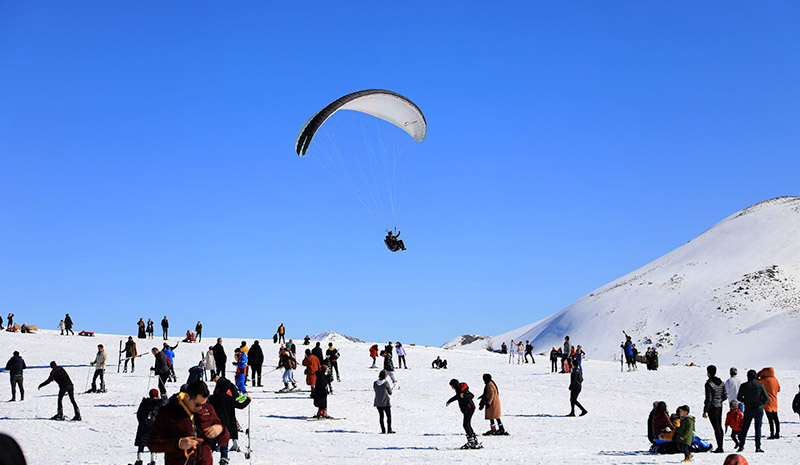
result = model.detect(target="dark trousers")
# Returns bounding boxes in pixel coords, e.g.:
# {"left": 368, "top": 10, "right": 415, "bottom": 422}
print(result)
{"left": 331, "top": 360, "right": 340, "bottom": 379}
{"left": 397, "top": 356, "right": 406, "bottom": 369}
{"left": 731, "top": 430, "right": 741, "bottom": 447}
{"left": 251, "top": 364, "right": 262, "bottom": 386}
{"left": 462, "top": 407, "right": 475, "bottom": 437}
{"left": 124, "top": 357, "right": 135, "bottom": 372}
{"left": 551, "top": 359, "right": 558, "bottom": 372}
{"left": 377, "top": 406, "right": 392, "bottom": 432}
{"left": 278, "top": 334, "right": 285, "bottom": 344}
{"left": 765, "top": 410, "right": 780, "bottom": 437}
{"left": 676, "top": 442, "right": 691, "bottom": 459}
{"left": 10, "top": 374, "right": 24, "bottom": 400}
{"left": 157, "top": 372, "right": 169, "bottom": 396}
{"left": 216, "top": 365, "right": 225, "bottom": 379}
{"left": 57, "top": 386, "right": 79, "bottom": 415}
{"left": 196, "top": 331, "right": 202, "bottom": 343}
{"left": 707, "top": 406, "right": 724, "bottom": 450}
{"left": 741, "top": 406, "right": 764, "bottom": 450}
{"left": 162, "top": 328, "right": 168, "bottom": 340}
{"left": 570, "top": 387, "right": 586, "bottom": 414}
{"left": 91, "top": 369, "right": 105, "bottom": 391}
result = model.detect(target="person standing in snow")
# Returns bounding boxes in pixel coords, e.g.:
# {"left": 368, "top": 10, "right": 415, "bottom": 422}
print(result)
{"left": 524, "top": 341, "right": 534, "bottom": 364}
{"left": 122, "top": 336, "right": 139, "bottom": 373}
{"left": 703, "top": 364, "right": 727, "bottom": 453}
{"left": 792, "top": 384, "right": 800, "bottom": 435}
{"left": 630, "top": 344, "right": 639, "bottom": 371}
{"left": 248, "top": 340, "right": 264, "bottom": 387}
{"left": 446, "top": 378, "right": 480, "bottom": 449}
{"left": 312, "top": 342, "right": 324, "bottom": 362}
{"left": 208, "top": 383, "right": 251, "bottom": 460}
{"left": 510, "top": 340, "right": 524, "bottom": 364}
{"left": 302, "top": 348, "right": 321, "bottom": 395}
{"left": 369, "top": 344, "right": 379, "bottom": 368}
{"left": 373, "top": 370, "right": 394, "bottom": 433}
{"left": 7, "top": 313, "right": 14, "bottom": 329}
{"left": 64, "top": 313, "right": 74, "bottom": 335}
{"left": 203, "top": 346, "right": 216, "bottom": 381}
{"left": 137, "top": 318, "right": 146, "bottom": 339}
{"left": 88, "top": 344, "right": 107, "bottom": 393}
{"left": 757, "top": 367, "right": 781, "bottom": 439}
{"left": 160, "top": 316, "right": 169, "bottom": 340}
{"left": 195, "top": 321, "right": 202, "bottom": 343}
{"left": 381, "top": 350, "right": 397, "bottom": 386}
{"left": 312, "top": 364, "right": 330, "bottom": 419}
{"left": 622, "top": 332, "right": 633, "bottom": 371}
{"left": 233, "top": 348, "right": 247, "bottom": 394}
{"left": 549, "top": 347, "right": 559, "bottom": 373}
{"left": 561, "top": 336, "right": 572, "bottom": 373}
{"left": 395, "top": 342, "right": 407, "bottom": 369}
{"left": 276, "top": 323, "right": 286, "bottom": 345}
{"left": 478, "top": 373, "right": 506, "bottom": 435}
{"left": 277, "top": 346, "right": 297, "bottom": 392}
{"left": 326, "top": 342, "right": 341, "bottom": 381}
{"left": 726, "top": 368, "right": 743, "bottom": 408}
{"left": 151, "top": 347, "right": 171, "bottom": 397}
{"left": 162, "top": 342, "right": 179, "bottom": 382}
{"left": 725, "top": 400, "right": 744, "bottom": 451}
{"left": 213, "top": 338, "right": 227, "bottom": 378}
{"left": 673, "top": 405, "right": 696, "bottom": 462}
{"left": 38, "top": 361, "right": 81, "bottom": 421}
{"left": 58, "top": 319, "right": 65, "bottom": 335}
{"left": 146, "top": 318, "right": 154, "bottom": 339}
{"left": 134, "top": 388, "right": 165, "bottom": 465}
{"left": 6, "top": 351, "right": 26, "bottom": 401}
{"left": 737, "top": 369, "right": 768, "bottom": 452}
{"left": 567, "top": 359, "right": 587, "bottom": 417}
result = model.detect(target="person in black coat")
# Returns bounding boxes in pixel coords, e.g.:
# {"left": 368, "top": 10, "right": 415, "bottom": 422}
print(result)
{"left": 160, "top": 316, "right": 169, "bottom": 340}
{"left": 38, "top": 361, "right": 81, "bottom": 421}
{"left": 213, "top": 339, "right": 227, "bottom": 378}
{"left": 63, "top": 313, "right": 74, "bottom": 335}
{"left": 247, "top": 341, "right": 264, "bottom": 387}
{"left": 312, "top": 342, "right": 324, "bottom": 363}
{"left": 703, "top": 364, "right": 727, "bottom": 453}
{"left": 150, "top": 348, "right": 170, "bottom": 397}
{"left": 5, "top": 351, "right": 26, "bottom": 401}
{"left": 134, "top": 388, "right": 165, "bottom": 465}
{"left": 567, "top": 359, "right": 587, "bottom": 417}
{"left": 209, "top": 383, "right": 251, "bottom": 457}
{"left": 312, "top": 365, "right": 330, "bottom": 418}
{"left": 0, "top": 433, "right": 27, "bottom": 465}
{"left": 446, "top": 378, "right": 479, "bottom": 449}
{"left": 212, "top": 374, "right": 240, "bottom": 399}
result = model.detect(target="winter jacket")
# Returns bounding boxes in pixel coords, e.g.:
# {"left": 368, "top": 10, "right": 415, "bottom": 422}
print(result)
{"left": 212, "top": 343, "right": 227, "bottom": 367}
{"left": 792, "top": 393, "right": 800, "bottom": 414}
{"left": 38, "top": 366, "right": 73, "bottom": 390}
{"left": 146, "top": 321, "right": 154, "bottom": 333}
{"left": 624, "top": 340, "right": 633, "bottom": 356}
{"left": 208, "top": 391, "right": 250, "bottom": 441}
{"left": 569, "top": 368, "right": 583, "bottom": 391}
{"left": 725, "top": 409, "right": 743, "bottom": 431}
{"left": 195, "top": 322, "right": 202, "bottom": 334}
{"left": 124, "top": 340, "right": 138, "bottom": 358}
{"left": 549, "top": 349, "right": 558, "bottom": 361}
{"left": 204, "top": 351, "right": 216, "bottom": 373}
{"left": 153, "top": 352, "right": 170, "bottom": 376}
{"left": 725, "top": 375, "right": 742, "bottom": 403}
{"left": 563, "top": 341, "right": 572, "bottom": 357}
{"left": 383, "top": 354, "right": 395, "bottom": 372}
{"left": 313, "top": 369, "right": 328, "bottom": 409}
{"left": 5, "top": 355, "right": 26, "bottom": 376}
{"left": 448, "top": 382, "right": 475, "bottom": 413}
{"left": 160, "top": 318, "right": 168, "bottom": 329}
{"left": 248, "top": 343, "right": 264, "bottom": 368}
{"left": 135, "top": 397, "right": 166, "bottom": 446}
{"left": 64, "top": 315, "right": 73, "bottom": 329}
{"left": 278, "top": 350, "right": 297, "bottom": 370}
{"left": 326, "top": 347, "right": 340, "bottom": 362}
{"left": 737, "top": 380, "right": 769, "bottom": 409}
{"left": 373, "top": 379, "right": 392, "bottom": 407}
{"left": 277, "top": 324, "right": 285, "bottom": 336}
{"left": 651, "top": 410, "right": 674, "bottom": 438}
{"left": 92, "top": 351, "right": 107, "bottom": 369}
{"left": 479, "top": 380, "right": 501, "bottom": 420}
{"left": 369, "top": 345, "right": 379, "bottom": 358}
{"left": 148, "top": 393, "right": 229, "bottom": 465}
{"left": 312, "top": 345, "right": 324, "bottom": 362}
{"left": 703, "top": 377, "right": 727, "bottom": 413}
{"left": 302, "top": 354, "right": 321, "bottom": 386}
{"left": 395, "top": 345, "right": 406, "bottom": 357}
{"left": 674, "top": 415, "right": 695, "bottom": 445}
{"left": 756, "top": 367, "right": 780, "bottom": 412}
{"left": 235, "top": 352, "right": 247, "bottom": 375}
{"left": 164, "top": 348, "right": 175, "bottom": 366}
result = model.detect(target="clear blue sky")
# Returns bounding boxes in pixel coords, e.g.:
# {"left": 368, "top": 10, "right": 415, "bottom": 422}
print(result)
{"left": 2, "top": 2, "right": 799, "bottom": 345}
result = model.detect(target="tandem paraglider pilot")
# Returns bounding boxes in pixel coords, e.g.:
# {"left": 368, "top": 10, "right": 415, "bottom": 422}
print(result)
{"left": 384, "top": 230, "right": 406, "bottom": 252}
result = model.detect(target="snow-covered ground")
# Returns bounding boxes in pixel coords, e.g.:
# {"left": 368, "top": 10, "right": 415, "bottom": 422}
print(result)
{"left": 1, "top": 329, "right": 799, "bottom": 464}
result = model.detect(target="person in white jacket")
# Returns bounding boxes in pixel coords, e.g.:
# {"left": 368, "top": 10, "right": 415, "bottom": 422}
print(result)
{"left": 725, "top": 367, "right": 743, "bottom": 406}
{"left": 88, "top": 344, "right": 107, "bottom": 393}
{"left": 203, "top": 346, "right": 217, "bottom": 381}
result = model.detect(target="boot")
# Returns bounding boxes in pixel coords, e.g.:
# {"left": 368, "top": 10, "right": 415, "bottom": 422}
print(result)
{"left": 219, "top": 458, "right": 230, "bottom": 465}
{"left": 72, "top": 410, "right": 82, "bottom": 421}
{"left": 133, "top": 460, "right": 143, "bottom": 465}
{"left": 51, "top": 412, "right": 65, "bottom": 421}
{"left": 483, "top": 425, "right": 497, "bottom": 436}
{"left": 496, "top": 425, "right": 508, "bottom": 435}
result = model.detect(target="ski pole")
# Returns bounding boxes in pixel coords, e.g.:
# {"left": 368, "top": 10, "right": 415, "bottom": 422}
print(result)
{"left": 84, "top": 364, "right": 93, "bottom": 392}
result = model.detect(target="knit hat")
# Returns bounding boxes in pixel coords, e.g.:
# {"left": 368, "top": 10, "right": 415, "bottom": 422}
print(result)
{"left": 729, "top": 400, "right": 739, "bottom": 409}
{"left": 149, "top": 389, "right": 159, "bottom": 398}
{"left": 723, "top": 453, "right": 748, "bottom": 465}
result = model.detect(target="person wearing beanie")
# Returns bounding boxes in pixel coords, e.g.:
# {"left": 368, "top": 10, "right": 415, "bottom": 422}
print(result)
{"left": 736, "top": 369, "right": 768, "bottom": 452}
{"left": 478, "top": 373, "right": 506, "bottom": 436}
{"left": 134, "top": 389, "right": 166, "bottom": 465}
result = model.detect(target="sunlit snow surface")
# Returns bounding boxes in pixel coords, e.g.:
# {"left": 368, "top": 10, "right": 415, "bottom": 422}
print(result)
{"left": 1, "top": 330, "right": 798, "bottom": 464}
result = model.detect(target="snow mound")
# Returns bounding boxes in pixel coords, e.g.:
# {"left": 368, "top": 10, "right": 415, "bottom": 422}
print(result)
{"left": 309, "top": 330, "right": 364, "bottom": 344}
{"left": 474, "top": 196, "right": 800, "bottom": 369}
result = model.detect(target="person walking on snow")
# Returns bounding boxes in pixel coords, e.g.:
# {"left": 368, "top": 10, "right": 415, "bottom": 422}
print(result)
{"left": 374, "top": 370, "right": 394, "bottom": 433}
{"left": 447, "top": 378, "right": 481, "bottom": 449}
{"left": 757, "top": 367, "right": 781, "bottom": 439}
{"left": 162, "top": 342, "right": 179, "bottom": 382}
{"left": 208, "top": 383, "right": 251, "bottom": 459}
{"left": 134, "top": 388, "right": 165, "bottom": 465}
{"left": 524, "top": 341, "right": 534, "bottom": 364}
{"left": 395, "top": 342, "right": 407, "bottom": 369}
{"left": 58, "top": 319, "right": 65, "bottom": 335}
{"left": 151, "top": 347, "right": 171, "bottom": 398}
{"left": 122, "top": 336, "right": 138, "bottom": 373}
{"left": 737, "top": 369, "right": 768, "bottom": 453}
{"left": 567, "top": 359, "right": 587, "bottom": 416}
{"left": 549, "top": 347, "right": 559, "bottom": 373}
{"left": 213, "top": 338, "right": 227, "bottom": 378}
{"left": 276, "top": 323, "right": 286, "bottom": 345}
{"left": 725, "top": 400, "right": 744, "bottom": 451}
{"left": 160, "top": 316, "right": 169, "bottom": 340}
{"left": 278, "top": 346, "right": 297, "bottom": 391}
{"left": 369, "top": 344, "right": 379, "bottom": 368}
{"left": 64, "top": 313, "right": 74, "bottom": 335}
{"left": 88, "top": 344, "right": 107, "bottom": 393}
{"left": 6, "top": 351, "right": 26, "bottom": 401}
{"left": 302, "top": 348, "right": 321, "bottom": 395}
{"left": 312, "top": 364, "right": 330, "bottom": 418}
{"left": 703, "top": 364, "right": 727, "bottom": 453}
{"left": 674, "top": 405, "right": 696, "bottom": 462}
{"left": 381, "top": 350, "right": 397, "bottom": 386}
{"left": 233, "top": 348, "right": 247, "bottom": 394}
{"left": 326, "top": 342, "right": 341, "bottom": 381}
{"left": 38, "top": 361, "right": 81, "bottom": 421}
{"left": 478, "top": 373, "right": 506, "bottom": 435}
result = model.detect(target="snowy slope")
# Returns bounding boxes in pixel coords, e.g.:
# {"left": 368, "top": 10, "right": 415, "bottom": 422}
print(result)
{"left": 471, "top": 197, "right": 800, "bottom": 369}
{"left": 2, "top": 328, "right": 799, "bottom": 465}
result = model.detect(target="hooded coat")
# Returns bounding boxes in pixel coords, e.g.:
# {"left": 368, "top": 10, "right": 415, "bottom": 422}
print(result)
{"left": 673, "top": 415, "right": 695, "bottom": 445}
{"left": 756, "top": 367, "right": 780, "bottom": 412}
{"left": 480, "top": 379, "right": 501, "bottom": 420}
{"left": 208, "top": 391, "right": 250, "bottom": 441}
{"left": 302, "top": 354, "right": 321, "bottom": 386}
{"left": 135, "top": 396, "right": 165, "bottom": 447}
{"left": 373, "top": 378, "right": 392, "bottom": 407}
{"left": 148, "top": 393, "right": 229, "bottom": 465}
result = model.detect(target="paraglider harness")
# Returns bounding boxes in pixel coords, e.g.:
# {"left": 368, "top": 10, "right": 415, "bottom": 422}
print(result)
{"left": 384, "top": 228, "right": 406, "bottom": 252}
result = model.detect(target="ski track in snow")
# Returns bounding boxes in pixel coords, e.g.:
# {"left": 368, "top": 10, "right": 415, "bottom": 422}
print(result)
{"left": 1, "top": 329, "right": 799, "bottom": 464}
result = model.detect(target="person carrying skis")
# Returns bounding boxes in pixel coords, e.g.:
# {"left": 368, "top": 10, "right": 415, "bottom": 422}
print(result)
{"left": 302, "top": 348, "right": 321, "bottom": 395}
{"left": 160, "top": 316, "right": 169, "bottom": 340}
{"left": 208, "top": 383, "right": 251, "bottom": 461}
{"left": 64, "top": 313, "right": 74, "bottom": 335}
{"left": 703, "top": 364, "right": 727, "bottom": 453}
{"left": 276, "top": 323, "right": 286, "bottom": 345}
{"left": 148, "top": 380, "right": 228, "bottom": 465}
{"left": 233, "top": 348, "right": 247, "bottom": 394}
{"left": 88, "top": 344, "right": 107, "bottom": 393}
{"left": 326, "top": 342, "right": 341, "bottom": 382}
{"left": 549, "top": 347, "right": 558, "bottom": 373}
{"left": 312, "top": 364, "right": 331, "bottom": 419}
{"left": 374, "top": 370, "right": 394, "bottom": 433}
{"left": 395, "top": 342, "right": 407, "bottom": 369}
{"left": 369, "top": 344, "right": 379, "bottom": 368}
{"left": 5, "top": 350, "right": 26, "bottom": 402}
{"left": 248, "top": 340, "right": 264, "bottom": 387}
{"left": 277, "top": 346, "right": 298, "bottom": 392}
{"left": 478, "top": 373, "right": 506, "bottom": 436}
{"left": 213, "top": 338, "right": 227, "bottom": 378}
{"left": 122, "top": 336, "right": 138, "bottom": 373}
{"left": 38, "top": 361, "right": 81, "bottom": 421}
{"left": 567, "top": 359, "right": 587, "bottom": 417}
{"left": 151, "top": 347, "right": 171, "bottom": 398}
{"left": 446, "top": 378, "right": 480, "bottom": 449}
{"left": 134, "top": 388, "right": 166, "bottom": 465}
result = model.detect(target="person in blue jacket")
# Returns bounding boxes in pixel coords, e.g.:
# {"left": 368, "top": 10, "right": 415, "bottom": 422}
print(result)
{"left": 234, "top": 348, "right": 248, "bottom": 394}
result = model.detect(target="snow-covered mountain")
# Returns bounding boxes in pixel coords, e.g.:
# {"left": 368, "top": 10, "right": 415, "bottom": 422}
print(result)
{"left": 441, "top": 334, "right": 489, "bottom": 349}
{"left": 467, "top": 196, "right": 800, "bottom": 369}
{"left": 310, "top": 330, "right": 365, "bottom": 344}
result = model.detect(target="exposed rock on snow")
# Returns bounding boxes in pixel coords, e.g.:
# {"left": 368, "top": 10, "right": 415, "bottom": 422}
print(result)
{"left": 441, "top": 334, "right": 488, "bottom": 349}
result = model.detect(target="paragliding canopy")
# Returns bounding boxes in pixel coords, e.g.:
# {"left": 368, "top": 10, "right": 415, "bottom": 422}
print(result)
{"left": 296, "top": 89, "right": 427, "bottom": 156}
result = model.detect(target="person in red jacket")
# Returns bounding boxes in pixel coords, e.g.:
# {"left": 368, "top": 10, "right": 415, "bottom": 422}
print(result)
{"left": 369, "top": 344, "right": 379, "bottom": 368}
{"left": 148, "top": 380, "right": 229, "bottom": 465}
{"left": 725, "top": 400, "right": 744, "bottom": 450}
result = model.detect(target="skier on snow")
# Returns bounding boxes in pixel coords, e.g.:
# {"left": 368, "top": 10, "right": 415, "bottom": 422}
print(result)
{"left": 38, "top": 361, "right": 81, "bottom": 421}
{"left": 277, "top": 346, "right": 298, "bottom": 392}
{"left": 88, "top": 344, "right": 107, "bottom": 393}
{"left": 446, "top": 378, "right": 481, "bottom": 449}
{"left": 208, "top": 383, "right": 251, "bottom": 461}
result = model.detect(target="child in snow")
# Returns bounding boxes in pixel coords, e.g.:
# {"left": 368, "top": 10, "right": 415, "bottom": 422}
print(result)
{"left": 673, "top": 405, "right": 695, "bottom": 462}
{"left": 446, "top": 378, "right": 480, "bottom": 449}
{"left": 725, "top": 400, "right": 744, "bottom": 450}
{"left": 134, "top": 389, "right": 165, "bottom": 465}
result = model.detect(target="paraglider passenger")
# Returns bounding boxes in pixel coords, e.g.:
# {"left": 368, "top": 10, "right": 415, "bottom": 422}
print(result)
{"left": 385, "top": 230, "right": 406, "bottom": 252}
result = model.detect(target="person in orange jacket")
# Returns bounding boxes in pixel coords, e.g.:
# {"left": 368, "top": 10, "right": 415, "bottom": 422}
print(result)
{"left": 757, "top": 367, "right": 781, "bottom": 439}
{"left": 302, "top": 349, "right": 321, "bottom": 395}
